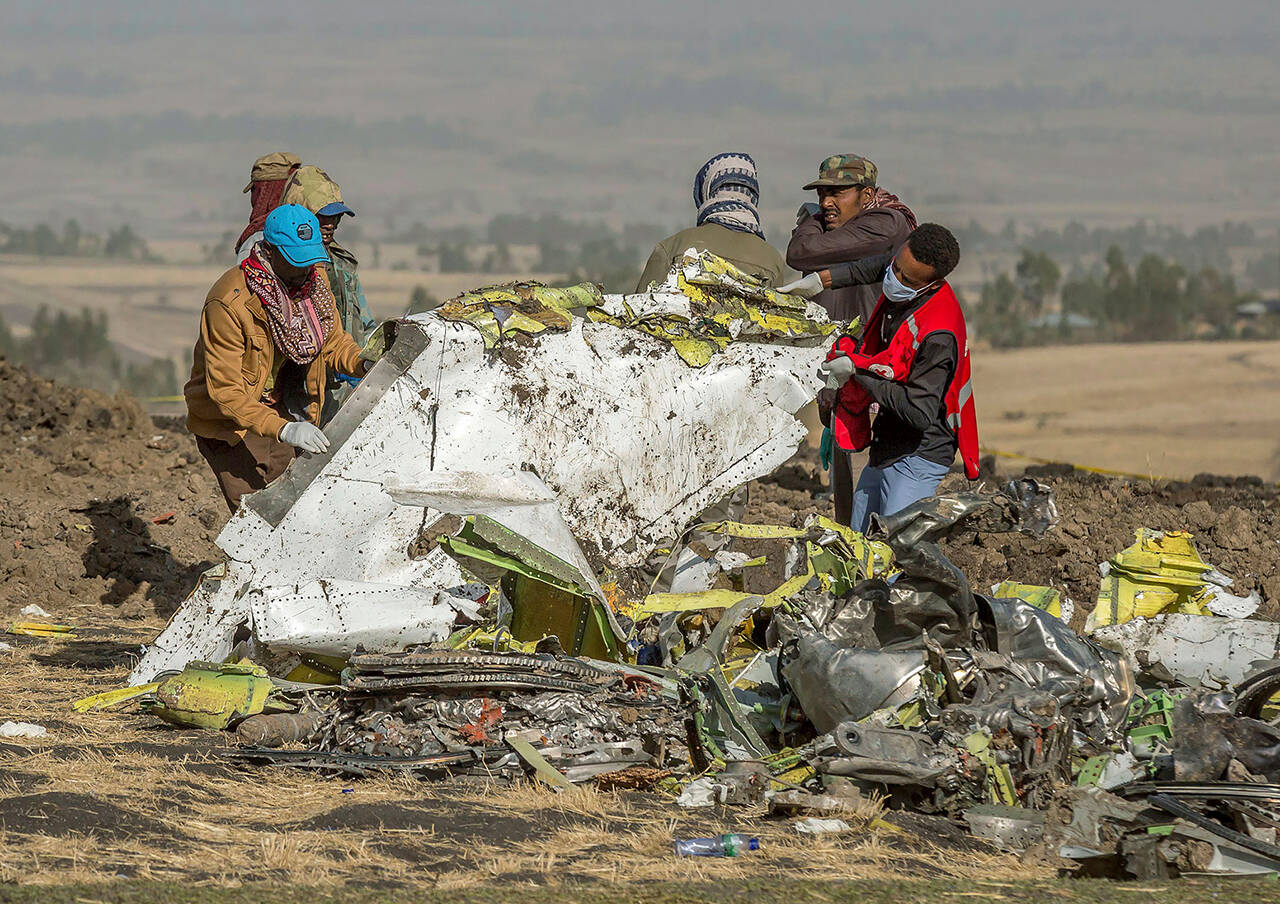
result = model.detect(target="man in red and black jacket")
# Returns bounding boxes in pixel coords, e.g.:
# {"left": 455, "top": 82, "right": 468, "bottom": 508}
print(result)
{"left": 794, "top": 224, "right": 978, "bottom": 530}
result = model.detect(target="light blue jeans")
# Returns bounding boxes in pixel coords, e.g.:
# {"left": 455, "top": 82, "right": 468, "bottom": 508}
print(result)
{"left": 849, "top": 455, "right": 952, "bottom": 534}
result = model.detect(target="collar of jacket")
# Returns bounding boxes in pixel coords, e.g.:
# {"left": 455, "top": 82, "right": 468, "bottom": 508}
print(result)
{"left": 327, "top": 240, "right": 358, "bottom": 269}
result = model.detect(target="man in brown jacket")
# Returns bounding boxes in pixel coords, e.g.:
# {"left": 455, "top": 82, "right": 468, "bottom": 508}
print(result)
{"left": 784, "top": 154, "right": 916, "bottom": 324}
{"left": 186, "top": 204, "right": 368, "bottom": 510}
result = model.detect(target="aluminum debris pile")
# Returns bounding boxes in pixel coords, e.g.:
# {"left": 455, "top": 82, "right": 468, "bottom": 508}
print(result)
{"left": 223, "top": 650, "right": 686, "bottom": 783}
{"left": 80, "top": 251, "right": 1280, "bottom": 879}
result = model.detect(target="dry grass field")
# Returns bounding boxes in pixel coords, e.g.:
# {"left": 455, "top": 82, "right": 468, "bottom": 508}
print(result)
{"left": 972, "top": 340, "right": 1280, "bottom": 483}
{"left": 0, "top": 614, "right": 1026, "bottom": 891}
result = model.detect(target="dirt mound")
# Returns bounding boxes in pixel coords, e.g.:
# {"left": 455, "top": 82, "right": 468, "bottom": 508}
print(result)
{"left": 0, "top": 358, "right": 148, "bottom": 438}
{"left": 749, "top": 447, "right": 1280, "bottom": 623}
{"left": 940, "top": 464, "right": 1280, "bottom": 624}
{"left": 0, "top": 360, "right": 224, "bottom": 620}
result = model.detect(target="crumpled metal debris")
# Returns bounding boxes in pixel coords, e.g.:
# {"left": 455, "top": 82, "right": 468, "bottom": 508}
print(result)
{"left": 1088, "top": 528, "right": 1260, "bottom": 629}
{"left": 131, "top": 251, "right": 831, "bottom": 683}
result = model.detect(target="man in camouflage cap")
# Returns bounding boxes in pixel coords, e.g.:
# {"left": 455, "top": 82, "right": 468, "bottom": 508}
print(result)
{"left": 280, "top": 165, "right": 377, "bottom": 423}
{"left": 784, "top": 153, "right": 916, "bottom": 324}
{"left": 781, "top": 153, "right": 917, "bottom": 528}
{"left": 235, "top": 152, "right": 302, "bottom": 255}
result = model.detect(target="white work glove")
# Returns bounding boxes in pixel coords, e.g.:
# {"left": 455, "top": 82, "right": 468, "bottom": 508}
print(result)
{"left": 819, "top": 353, "right": 855, "bottom": 389}
{"left": 279, "top": 421, "right": 330, "bottom": 454}
{"left": 776, "top": 272, "right": 826, "bottom": 299}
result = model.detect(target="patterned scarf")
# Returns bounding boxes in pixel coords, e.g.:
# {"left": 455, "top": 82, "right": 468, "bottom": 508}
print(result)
{"left": 864, "top": 187, "right": 918, "bottom": 231}
{"left": 694, "top": 152, "right": 764, "bottom": 238}
{"left": 240, "top": 242, "right": 334, "bottom": 365}
{"left": 234, "top": 170, "right": 298, "bottom": 253}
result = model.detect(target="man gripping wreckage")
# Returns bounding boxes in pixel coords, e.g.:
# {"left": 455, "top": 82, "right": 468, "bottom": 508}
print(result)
{"left": 184, "top": 204, "right": 372, "bottom": 511}
{"left": 785, "top": 223, "right": 979, "bottom": 531}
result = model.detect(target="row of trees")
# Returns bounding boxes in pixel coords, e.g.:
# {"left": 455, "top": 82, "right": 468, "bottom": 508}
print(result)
{"left": 0, "top": 307, "right": 178, "bottom": 398}
{"left": 0, "top": 219, "right": 156, "bottom": 260}
{"left": 956, "top": 219, "right": 1278, "bottom": 296}
{"left": 423, "top": 236, "right": 646, "bottom": 292}
{"left": 975, "top": 247, "right": 1263, "bottom": 348}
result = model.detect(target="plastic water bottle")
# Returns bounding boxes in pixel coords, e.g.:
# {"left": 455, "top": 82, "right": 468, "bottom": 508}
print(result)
{"left": 673, "top": 834, "right": 760, "bottom": 857}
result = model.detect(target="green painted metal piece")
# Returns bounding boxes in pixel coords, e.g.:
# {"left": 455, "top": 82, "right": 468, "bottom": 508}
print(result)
{"left": 143, "top": 661, "right": 276, "bottom": 730}
{"left": 507, "top": 736, "right": 573, "bottom": 791}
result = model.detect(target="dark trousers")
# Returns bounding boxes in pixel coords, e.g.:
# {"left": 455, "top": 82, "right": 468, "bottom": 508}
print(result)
{"left": 832, "top": 445, "right": 854, "bottom": 527}
{"left": 196, "top": 430, "right": 295, "bottom": 512}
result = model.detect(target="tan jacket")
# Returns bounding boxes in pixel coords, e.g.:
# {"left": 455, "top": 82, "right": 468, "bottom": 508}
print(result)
{"left": 635, "top": 223, "right": 788, "bottom": 293}
{"left": 185, "top": 265, "right": 364, "bottom": 444}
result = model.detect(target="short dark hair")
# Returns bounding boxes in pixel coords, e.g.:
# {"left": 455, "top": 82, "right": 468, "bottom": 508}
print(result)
{"left": 906, "top": 223, "right": 961, "bottom": 280}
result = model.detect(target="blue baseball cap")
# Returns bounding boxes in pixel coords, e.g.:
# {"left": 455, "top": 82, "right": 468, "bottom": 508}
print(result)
{"left": 263, "top": 204, "right": 329, "bottom": 267}
{"left": 317, "top": 201, "right": 355, "bottom": 218}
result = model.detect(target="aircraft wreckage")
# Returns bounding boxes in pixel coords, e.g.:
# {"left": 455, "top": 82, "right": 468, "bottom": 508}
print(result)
{"left": 107, "top": 251, "right": 1280, "bottom": 879}
{"left": 132, "top": 250, "right": 837, "bottom": 681}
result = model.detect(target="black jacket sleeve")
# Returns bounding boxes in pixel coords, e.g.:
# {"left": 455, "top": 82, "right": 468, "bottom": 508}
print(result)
{"left": 827, "top": 252, "right": 893, "bottom": 289}
{"left": 853, "top": 332, "right": 957, "bottom": 432}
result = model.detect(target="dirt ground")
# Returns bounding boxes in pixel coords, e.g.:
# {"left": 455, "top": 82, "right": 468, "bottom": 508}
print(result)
{"left": 2, "top": 364, "right": 1280, "bottom": 896}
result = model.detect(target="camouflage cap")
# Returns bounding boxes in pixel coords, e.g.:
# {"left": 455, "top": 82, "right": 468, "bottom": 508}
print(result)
{"left": 280, "top": 165, "right": 355, "bottom": 217}
{"left": 242, "top": 151, "right": 302, "bottom": 192}
{"left": 802, "top": 154, "right": 878, "bottom": 191}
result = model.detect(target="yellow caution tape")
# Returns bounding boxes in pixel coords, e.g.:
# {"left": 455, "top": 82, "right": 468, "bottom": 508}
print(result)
{"left": 980, "top": 446, "right": 1176, "bottom": 482}
{"left": 142, "top": 395, "right": 185, "bottom": 403}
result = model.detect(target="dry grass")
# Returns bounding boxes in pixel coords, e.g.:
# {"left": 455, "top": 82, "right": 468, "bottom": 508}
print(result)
{"left": 0, "top": 609, "right": 1049, "bottom": 889}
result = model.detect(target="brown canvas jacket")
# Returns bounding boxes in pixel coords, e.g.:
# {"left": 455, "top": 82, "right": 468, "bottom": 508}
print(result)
{"left": 185, "top": 265, "right": 364, "bottom": 444}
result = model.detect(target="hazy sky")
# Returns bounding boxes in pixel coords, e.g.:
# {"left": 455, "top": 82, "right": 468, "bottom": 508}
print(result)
{"left": 0, "top": 1, "right": 1276, "bottom": 237}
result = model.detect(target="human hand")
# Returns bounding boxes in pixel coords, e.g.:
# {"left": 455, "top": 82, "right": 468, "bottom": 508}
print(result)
{"left": 796, "top": 202, "right": 821, "bottom": 222}
{"left": 279, "top": 421, "right": 330, "bottom": 454}
{"left": 776, "top": 272, "right": 826, "bottom": 299}
{"left": 819, "top": 353, "right": 854, "bottom": 389}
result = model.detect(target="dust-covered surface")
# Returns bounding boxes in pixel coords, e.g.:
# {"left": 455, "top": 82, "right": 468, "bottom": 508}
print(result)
{"left": 0, "top": 360, "right": 224, "bottom": 619}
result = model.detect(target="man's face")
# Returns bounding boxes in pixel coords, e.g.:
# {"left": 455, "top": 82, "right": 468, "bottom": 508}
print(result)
{"left": 266, "top": 243, "right": 312, "bottom": 288}
{"left": 816, "top": 185, "right": 874, "bottom": 231}
{"left": 893, "top": 245, "right": 938, "bottom": 291}
{"left": 317, "top": 214, "right": 342, "bottom": 248}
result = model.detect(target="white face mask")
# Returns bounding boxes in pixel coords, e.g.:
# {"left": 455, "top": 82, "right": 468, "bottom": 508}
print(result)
{"left": 882, "top": 259, "right": 934, "bottom": 304}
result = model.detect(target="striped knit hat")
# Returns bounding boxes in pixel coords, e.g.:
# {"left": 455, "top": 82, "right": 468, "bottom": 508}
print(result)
{"left": 693, "top": 152, "right": 763, "bottom": 239}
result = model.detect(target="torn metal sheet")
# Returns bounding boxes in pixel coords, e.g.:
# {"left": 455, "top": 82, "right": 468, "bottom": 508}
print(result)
{"left": 1090, "top": 614, "right": 1280, "bottom": 687}
{"left": 780, "top": 631, "right": 926, "bottom": 733}
{"left": 508, "top": 736, "right": 574, "bottom": 790}
{"left": 132, "top": 260, "right": 830, "bottom": 683}
{"left": 963, "top": 804, "right": 1045, "bottom": 852}
{"left": 1087, "top": 529, "right": 1255, "bottom": 629}
{"left": 249, "top": 579, "right": 474, "bottom": 658}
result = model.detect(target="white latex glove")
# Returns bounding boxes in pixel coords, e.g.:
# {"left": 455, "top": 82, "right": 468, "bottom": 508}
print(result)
{"left": 819, "top": 353, "right": 855, "bottom": 389}
{"left": 279, "top": 421, "right": 330, "bottom": 454}
{"left": 776, "top": 272, "right": 826, "bottom": 299}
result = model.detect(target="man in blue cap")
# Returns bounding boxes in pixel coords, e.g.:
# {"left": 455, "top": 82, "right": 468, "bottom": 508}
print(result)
{"left": 280, "top": 165, "right": 377, "bottom": 423}
{"left": 185, "top": 204, "right": 370, "bottom": 510}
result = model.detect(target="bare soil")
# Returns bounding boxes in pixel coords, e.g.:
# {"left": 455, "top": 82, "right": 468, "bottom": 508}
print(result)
{"left": 0, "top": 359, "right": 224, "bottom": 620}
